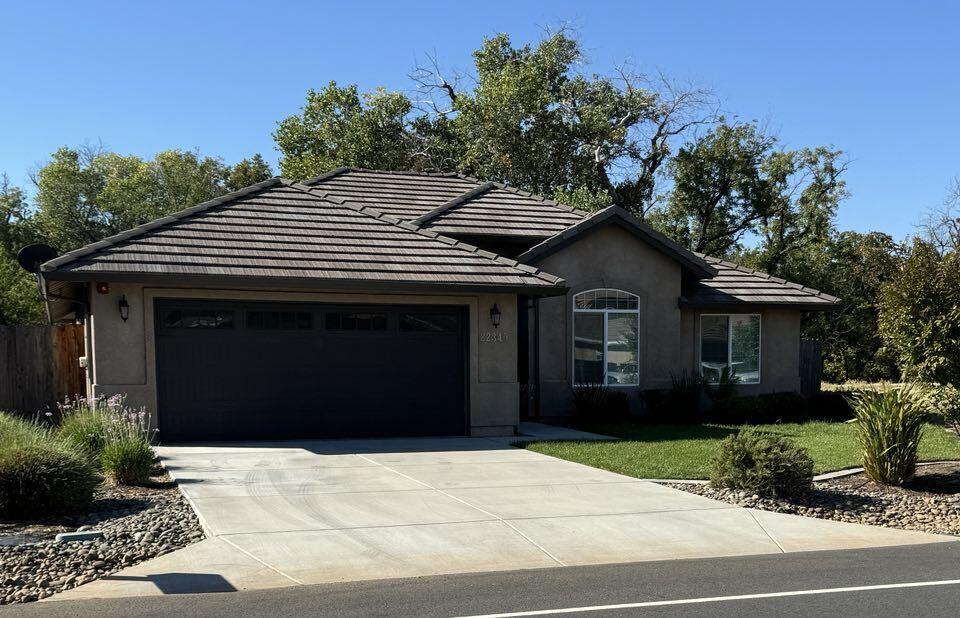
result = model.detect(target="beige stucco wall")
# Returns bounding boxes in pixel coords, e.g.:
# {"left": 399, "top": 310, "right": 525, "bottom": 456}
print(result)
{"left": 530, "top": 224, "right": 805, "bottom": 416}
{"left": 87, "top": 283, "right": 519, "bottom": 438}
{"left": 534, "top": 224, "right": 684, "bottom": 414}
{"left": 687, "top": 308, "right": 802, "bottom": 395}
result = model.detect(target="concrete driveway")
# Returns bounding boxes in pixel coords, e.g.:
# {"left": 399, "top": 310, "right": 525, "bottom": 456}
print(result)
{"left": 53, "top": 424, "right": 954, "bottom": 600}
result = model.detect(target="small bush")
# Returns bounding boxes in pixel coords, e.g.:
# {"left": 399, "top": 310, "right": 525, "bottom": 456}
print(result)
{"left": 0, "top": 413, "right": 100, "bottom": 517}
{"left": 571, "top": 384, "right": 628, "bottom": 420}
{"left": 710, "top": 428, "right": 814, "bottom": 498}
{"left": 703, "top": 366, "right": 740, "bottom": 406}
{"left": 930, "top": 383, "right": 960, "bottom": 434}
{"left": 851, "top": 384, "right": 929, "bottom": 486}
{"left": 665, "top": 372, "right": 704, "bottom": 422}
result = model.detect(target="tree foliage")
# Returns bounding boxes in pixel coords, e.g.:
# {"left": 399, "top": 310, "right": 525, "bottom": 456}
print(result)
{"left": 786, "top": 232, "right": 904, "bottom": 382}
{"left": 878, "top": 240, "right": 960, "bottom": 386}
{"left": 0, "top": 148, "right": 262, "bottom": 324}
{"left": 227, "top": 154, "right": 273, "bottom": 191}
{"left": 274, "top": 82, "right": 414, "bottom": 180}
{"left": 277, "top": 32, "right": 715, "bottom": 216}
{"left": 658, "top": 122, "right": 846, "bottom": 260}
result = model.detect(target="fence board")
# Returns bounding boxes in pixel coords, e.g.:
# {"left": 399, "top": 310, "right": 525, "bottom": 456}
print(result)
{"left": 0, "top": 324, "right": 86, "bottom": 416}
{"left": 799, "top": 339, "right": 823, "bottom": 397}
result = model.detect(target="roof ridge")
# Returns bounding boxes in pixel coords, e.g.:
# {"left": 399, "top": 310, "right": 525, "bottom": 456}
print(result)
{"left": 305, "top": 167, "right": 592, "bottom": 219}
{"left": 451, "top": 173, "right": 593, "bottom": 218}
{"left": 41, "top": 177, "right": 284, "bottom": 271}
{"left": 281, "top": 181, "right": 563, "bottom": 286}
{"left": 411, "top": 182, "right": 497, "bottom": 226}
{"left": 304, "top": 167, "right": 461, "bottom": 184}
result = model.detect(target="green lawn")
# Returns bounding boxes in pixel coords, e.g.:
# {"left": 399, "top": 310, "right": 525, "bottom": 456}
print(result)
{"left": 520, "top": 422, "right": 960, "bottom": 480}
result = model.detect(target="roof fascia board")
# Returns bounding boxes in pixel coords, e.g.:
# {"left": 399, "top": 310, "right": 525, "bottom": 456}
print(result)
{"left": 41, "top": 270, "right": 569, "bottom": 297}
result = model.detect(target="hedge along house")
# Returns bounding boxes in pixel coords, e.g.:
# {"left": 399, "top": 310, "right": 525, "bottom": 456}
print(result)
{"left": 36, "top": 168, "right": 839, "bottom": 441}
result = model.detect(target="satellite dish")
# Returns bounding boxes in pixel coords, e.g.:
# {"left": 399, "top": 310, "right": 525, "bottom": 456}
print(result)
{"left": 17, "top": 244, "right": 58, "bottom": 273}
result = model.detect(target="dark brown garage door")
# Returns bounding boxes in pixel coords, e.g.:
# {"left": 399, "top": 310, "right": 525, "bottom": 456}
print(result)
{"left": 155, "top": 300, "right": 467, "bottom": 441}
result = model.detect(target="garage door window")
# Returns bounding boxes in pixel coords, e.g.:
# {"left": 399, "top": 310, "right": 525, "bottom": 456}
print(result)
{"left": 247, "top": 311, "right": 313, "bottom": 330}
{"left": 325, "top": 312, "right": 387, "bottom": 331}
{"left": 400, "top": 313, "right": 459, "bottom": 332}
{"left": 161, "top": 309, "right": 234, "bottom": 329}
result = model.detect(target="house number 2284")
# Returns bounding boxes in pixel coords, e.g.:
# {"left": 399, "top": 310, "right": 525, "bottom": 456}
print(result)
{"left": 480, "top": 331, "right": 507, "bottom": 343}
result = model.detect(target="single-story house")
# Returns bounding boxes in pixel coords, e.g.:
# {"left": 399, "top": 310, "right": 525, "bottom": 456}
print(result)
{"left": 36, "top": 168, "right": 839, "bottom": 440}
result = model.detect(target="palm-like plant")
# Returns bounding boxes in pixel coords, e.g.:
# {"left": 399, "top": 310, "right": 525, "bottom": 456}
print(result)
{"left": 851, "top": 384, "right": 930, "bottom": 485}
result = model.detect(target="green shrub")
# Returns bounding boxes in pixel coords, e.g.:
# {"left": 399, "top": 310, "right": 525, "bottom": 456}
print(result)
{"left": 0, "top": 432, "right": 100, "bottom": 517}
{"left": 710, "top": 428, "right": 814, "bottom": 498}
{"left": 571, "top": 384, "right": 629, "bottom": 420}
{"left": 703, "top": 366, "right": 740, "bottom": 406}
{"left": 851, "top": 384, "right": 930, "bottom": 486}
{"left": 665, "top": 372, "right": 704, "bottom": 422}
{"left": 930, "top": 383, "right": 960, "bottom": 434}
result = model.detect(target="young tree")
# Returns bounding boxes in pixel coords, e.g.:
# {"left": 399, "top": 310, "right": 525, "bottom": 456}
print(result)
{"left": 878, "top": 240, "right": 960, "bottom": 385}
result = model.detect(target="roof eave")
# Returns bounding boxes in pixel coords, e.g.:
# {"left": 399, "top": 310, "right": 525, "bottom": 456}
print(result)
{"left": 40, "top": 270, "right": 569, "bottom": 298}
{"left": 678, "top": 298, "right": 842, "bottom": 312}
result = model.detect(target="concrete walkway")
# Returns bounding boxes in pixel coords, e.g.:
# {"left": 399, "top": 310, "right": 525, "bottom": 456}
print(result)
{"left": 52, "top": 425, "right": 955, "bottom": 600}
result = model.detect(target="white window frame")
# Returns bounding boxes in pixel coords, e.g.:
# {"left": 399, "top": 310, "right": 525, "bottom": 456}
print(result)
{"left": 572, "top": 289, "right": 640, "bottom": 386}
{"left": 699, "top": 313, "right": 762, "bottom": 385}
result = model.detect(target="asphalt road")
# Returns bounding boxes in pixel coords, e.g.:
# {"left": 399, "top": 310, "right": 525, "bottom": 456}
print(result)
{"left": 9, "top": 541, "right": 960, "bottom": 617}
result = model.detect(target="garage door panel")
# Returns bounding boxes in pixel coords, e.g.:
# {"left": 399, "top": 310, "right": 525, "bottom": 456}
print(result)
{"left": 156, "top": 300, "right": 466, "bottom": 441}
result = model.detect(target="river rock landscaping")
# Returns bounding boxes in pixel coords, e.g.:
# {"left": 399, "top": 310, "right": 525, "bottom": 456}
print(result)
{"left": 0, "top": 474, "right": 203, "bottom": 605}
{"left": 664, "top": 461, "right": 960, "bottom": 537}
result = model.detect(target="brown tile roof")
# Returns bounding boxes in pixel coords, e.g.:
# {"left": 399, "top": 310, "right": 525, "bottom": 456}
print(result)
{"left": 680, "top": 255, "right": 840, "bottom": 309}
{"left": 40, "top": 179, "right": 566, "bottom": 294}
{"left": 304, "top": 168, "right": 586, "bottom": 237}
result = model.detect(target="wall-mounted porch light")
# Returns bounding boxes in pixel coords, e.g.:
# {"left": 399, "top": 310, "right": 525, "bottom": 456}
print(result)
{"left": 489, "top": 303, "right": 502, "bottom": 329}
{"left": 118, "top": 295, "right": 130, "bottom": 322}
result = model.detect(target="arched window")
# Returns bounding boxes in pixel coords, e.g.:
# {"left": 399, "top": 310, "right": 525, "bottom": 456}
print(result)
{"left": 573, "top": 289, "right": 639, "bottom": 385}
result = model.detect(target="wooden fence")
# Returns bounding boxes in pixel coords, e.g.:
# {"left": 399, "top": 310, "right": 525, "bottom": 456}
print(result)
{"left": 0, "top": 324, "right": 86, "bottom": 417}
{"left": 799, "top": 339, "right": 824, "bottom": 397}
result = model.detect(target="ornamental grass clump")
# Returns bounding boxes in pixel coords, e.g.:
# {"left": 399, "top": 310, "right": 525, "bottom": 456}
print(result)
{"left": 58, "top": 396, "right": 116, "bottom": 461}
{"left": 851, "top": 384, "right": 929, "bottom": 486}
{"left": 710, "top": 428, "right": 814, "bottom": 498}
{"left": 0, "top": 412, "right": 100, "bottom": 517}
{"left": 99, "top": 405, "right": 156, "bottom": 485}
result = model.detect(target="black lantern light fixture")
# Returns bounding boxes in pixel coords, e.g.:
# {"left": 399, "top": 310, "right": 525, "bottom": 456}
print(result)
{"left": 489, "top": 303, "right": 502, "bottom": 328}
{"left": 118, "top": 295, "right": 130, "bottom": 322}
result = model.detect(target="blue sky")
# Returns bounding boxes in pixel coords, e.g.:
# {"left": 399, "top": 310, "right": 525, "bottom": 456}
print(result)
{"left": 2, "top": 1, "right": 957, "bottom": 240}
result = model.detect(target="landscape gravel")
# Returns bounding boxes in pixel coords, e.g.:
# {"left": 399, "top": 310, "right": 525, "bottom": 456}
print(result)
{"left": 0, "top": 483, "right": 203, "bottom": 605}
{"left": 663, "top": 462, "right": 960, "bottom": 537}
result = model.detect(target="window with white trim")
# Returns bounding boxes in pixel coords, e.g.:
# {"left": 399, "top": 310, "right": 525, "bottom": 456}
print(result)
{"left": 700, "top": 314, "right": 761, "bottom": 384}
{"left": 573, "top": 289, "right": 639, "bottom": 385}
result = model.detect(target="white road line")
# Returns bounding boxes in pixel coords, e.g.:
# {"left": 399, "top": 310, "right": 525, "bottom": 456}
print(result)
{"left": 455, "top": 579, "right": 960, "bottom": 617}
